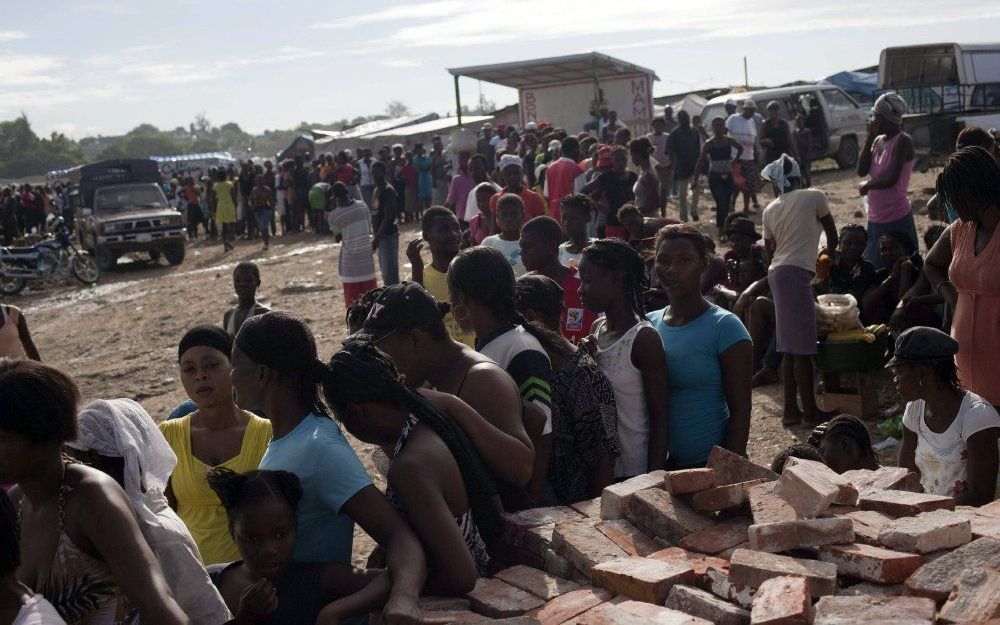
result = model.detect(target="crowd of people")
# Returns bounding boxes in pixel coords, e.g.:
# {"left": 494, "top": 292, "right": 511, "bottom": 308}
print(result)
{"left": 2, "top": 91, "right": 1000, "bottom": 625}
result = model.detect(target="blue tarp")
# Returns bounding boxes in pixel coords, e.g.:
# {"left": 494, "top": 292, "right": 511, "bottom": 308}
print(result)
{"left": 823, "top": 71, "right": 878, "bottom": 105}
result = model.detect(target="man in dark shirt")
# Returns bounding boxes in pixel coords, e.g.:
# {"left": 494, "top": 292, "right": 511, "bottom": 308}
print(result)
{"left": 1, "top": 187, "right": 19, "bottom": 245}
{"left": 370, "top": 161, "right": 399, "bottom": 285}
{"left": 666, "top": 110, "right": 703, "bottom": 221}
{"left": 476, "top": 122, "right": 497, "bottom": 173}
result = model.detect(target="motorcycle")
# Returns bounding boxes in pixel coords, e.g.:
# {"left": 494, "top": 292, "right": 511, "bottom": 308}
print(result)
{"left": 0, "top": 215, "right": 101, "bottom": 295}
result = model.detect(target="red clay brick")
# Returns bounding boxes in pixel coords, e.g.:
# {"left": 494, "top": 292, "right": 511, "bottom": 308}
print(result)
{"left": 729, "top": 548, "right": 838, "bottom": 597}
{"left": 750, "top": 575, "right": 811, "bottom": 625}
{"left": 594, "top": 520, "right": 660, "bottom": 557}
{"left": 552, "top": 521, "right": 629, "bottom": 576}
{"left": 691, "top": 479, "right": 767, "bottom": 512}
{"left": 748, "top": 517, "right": 854, "bottom": 553}
{"left": 590, "top": 556, "right": 694, "bottom": 604}
{"left": 858, "top": 490, "right": 955, "bottom": 517}
{"left": 706, "top": 445, "right": 779, "bottom": 486}
{"left": 678, "top": 518, "right": 752, "bottom": 555}
{"left": 841, "top": 510, "right": 892, "bottom": 545}
{"left": 601, "top": 471, "right": 666, "bottom": 520}
{"left": 937, "top": 567, "right": 1000, "bottom": 624}
{"left": 665, "top": 584, "right": 751, "bottom": 625}
{"left": 747, "top": 482, "right": 798, "bottom": 525}
{"left": 507, "top": 507, "right": 586, "bottom": 531}
{"left": 817, "top": 542, "right": 924, "bottom": 584}
{"left": 905, "top": 537, "right": 1000, "bottom": 602}
{"left": 841, "top": 467, "right": 921, "bottom": 495}
{"left": 835, "top": 581, "right": 904, "bottom": 597}
{"left": 420, "top": 609, "right": 489, "bottom": 623}
{"left": 705, "top": 566, "right": 755, "bottom": 609}
{"left": 571, "top": 498, "right": 603, "bottom": 519}
{"left": 614, "top": 600, "right": 712, "bottom": 625}
{"left": 773, "top": 462, "right": 839, "bottom": 518}
{"left": 648, "top": 548, "right": 730, "bottom": 588}
{"left": 664, "top": 468, "right": 717, "bottom": 495}
{"left": 877, "top": 509, "right": 972, "bottom": 553}
{"left": 784, "top": 458, "right": 859, "bottom": 506}
{"left": 717, "top": 541, "right": 750, "bottom": 560}
{"left": 544, "top": 549, "right": 573, "bottom": 579}
{"left": 467, "top": 577, "right": 546, "bottom": 618}
{"left": 812, "top": 595, "right": 935, "bottom": 624}
{"left": 495, "top": 565, "right": 581, "bottom": 601}
{"left": 625, "top": 488, "right": 713, "bottom": 543}
{"left": 419, "top": 597, "right": 473, "bottom": 611}
{"left": 526, "top": 587, "right": 614, "bottom": 625}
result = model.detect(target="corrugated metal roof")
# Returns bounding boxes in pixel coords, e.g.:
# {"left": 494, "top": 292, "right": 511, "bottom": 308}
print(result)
{"left": 364, "top": 115, "right": 492, "bottom": 138}
{"left": 449, "top": 51, "right": 659, "bottom": 89}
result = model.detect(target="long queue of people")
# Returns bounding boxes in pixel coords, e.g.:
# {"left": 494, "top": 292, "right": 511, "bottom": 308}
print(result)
{"left": 2, "top": 92, "right": 1000, "bottom": 625}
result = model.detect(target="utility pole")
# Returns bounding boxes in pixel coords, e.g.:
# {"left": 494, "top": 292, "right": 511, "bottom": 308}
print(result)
{"left": 743, "top": 57, "right": 749, "bottom": 88}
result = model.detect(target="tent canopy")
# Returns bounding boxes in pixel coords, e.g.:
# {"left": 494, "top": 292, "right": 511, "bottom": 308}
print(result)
{"left": 364, "top": 115, "right": 492, "bottom": 139}
{"left": 449, "top": 52, "right": 659, "bottom": 89}
{"left": 823, "top": 70, "right": 878, "bottom": 105}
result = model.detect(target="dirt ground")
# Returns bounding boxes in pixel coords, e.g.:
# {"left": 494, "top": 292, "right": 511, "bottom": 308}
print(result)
{"left": 10, "top": 163, "right": 940, "bottom": 566}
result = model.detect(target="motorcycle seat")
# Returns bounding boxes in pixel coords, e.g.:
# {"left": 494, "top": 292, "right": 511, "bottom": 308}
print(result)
{"left": 2, "top": 247, "right": 38, "bottom": 254}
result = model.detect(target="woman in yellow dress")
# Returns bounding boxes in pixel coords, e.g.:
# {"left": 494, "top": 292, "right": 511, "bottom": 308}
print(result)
{"left": 160, "top": 325, "right": 271, "bottom": 564}
{"left": 212, "top": 169, "right": 238, "bottom": 253}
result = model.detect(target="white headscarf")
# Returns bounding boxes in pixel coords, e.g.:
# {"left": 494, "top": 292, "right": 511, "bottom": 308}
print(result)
{"left": 67, "top": 398, "right": 177, "bottom": 525}
{"left": 761, "top": 153, "right": 802, "bottom": 195}
{"left": 872, "top": 92, "right": 908, "bottom": 125}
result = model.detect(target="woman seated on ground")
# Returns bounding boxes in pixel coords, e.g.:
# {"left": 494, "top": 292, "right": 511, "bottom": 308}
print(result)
{"left": 513, "top": 274, "right": 620, "bottom": 503}
{"left": 208, "top": 468, "right": 392, "bottom": 625}
{"left": 814, "top": 223, "right": 877, "bottom": 309}
{"left": 807, "top": 414, "right": 881, "bottom": 474}
{"left": 862, "top": 230, "right": 923, "bottom": 324}
{"left": 646, "top": 224, "right": 753, "bottom": 467}
{"left": 349, "top": 283, "right": 534, "bottom": 505}
{"left": 448, "top": 247, "right": 558, "bottom": 508}
{"left": 323, "top": 341, "right": 503, "bottom": 589}
{"left": 891, "top": 327, "right": 1000, "bottom": 505}
{"left": 770, "top": 443, "right": 824, "bottom": 474}
{"left": 161, "top": 325, "right": 272, "bottom": 565}
{"left": 890, "top": 224, "right": 947, "bottom": 332}
{"left": 230, "top": 311, "right": 425, "bottom": 621}
{"left": 1, "top": 490, "right": 65, "bottom": 625}
{"left": 0, "top": 359, "right": 187, "bottom": 625}
{"left": 66, "top": 398, "right": 231, "bottom": 625}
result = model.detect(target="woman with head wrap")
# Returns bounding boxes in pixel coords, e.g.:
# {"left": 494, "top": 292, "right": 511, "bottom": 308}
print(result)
{"left": 858, "top": 91, "right": 918, "bottom": 268}
{"left": 66, "top": 399, "right": 232, "bottom": 625}
{"left": 160, "top": 325, "right": 272, "bottom": 565}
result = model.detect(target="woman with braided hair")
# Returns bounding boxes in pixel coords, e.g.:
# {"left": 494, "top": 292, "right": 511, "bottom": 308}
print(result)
{"left": 448, "top": 246, "right": 558, "bottom": 508}
{"left": 807, "top": 414, "right": 881, "bottom": 474}
{"left": 324, "top": 341, "right": 501, "bottom": 587}
{"left": 925, "top": 146, "right": 1000, "bottom": 408}
{"left": 578, "top": 239, "right": 671, "bottom": 478}
{"left": 229, "top": 311, "right": 425, "bottom": 624}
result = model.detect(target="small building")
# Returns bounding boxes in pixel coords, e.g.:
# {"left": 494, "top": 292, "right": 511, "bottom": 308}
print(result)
{"left": 449, "top": 52, "right": 659, "bottom": 134}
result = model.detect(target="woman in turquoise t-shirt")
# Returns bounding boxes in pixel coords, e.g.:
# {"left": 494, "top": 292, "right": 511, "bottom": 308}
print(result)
{"left": 228, "top": 310, "right": 426, "bottom": 621}
{"left": 646, "top": 224, "right": 753, "bottom": 468}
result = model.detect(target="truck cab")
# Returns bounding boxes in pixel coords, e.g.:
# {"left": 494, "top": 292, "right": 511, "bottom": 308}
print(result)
{"left": 70, "top": 159, "right": 186, "bottom": 270}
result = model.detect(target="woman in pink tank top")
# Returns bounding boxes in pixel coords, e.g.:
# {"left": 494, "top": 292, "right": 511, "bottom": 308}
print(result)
{"left": 924, "top": 146, "right": 1000, "bottom": 406}
{"left": 858, "top": 92, "right": 918, "bottom": 268}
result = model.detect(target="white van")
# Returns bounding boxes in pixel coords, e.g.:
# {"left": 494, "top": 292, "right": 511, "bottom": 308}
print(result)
{"left": 701, "top": 84, "right": 868, "bottom": 170}
{"left": 878, "top": 42, "right": 1000, "bottom": 132}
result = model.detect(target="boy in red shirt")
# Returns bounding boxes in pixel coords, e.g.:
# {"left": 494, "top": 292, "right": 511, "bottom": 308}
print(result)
{"left": 519, "top": 216, "right": 596, "bottom": 344}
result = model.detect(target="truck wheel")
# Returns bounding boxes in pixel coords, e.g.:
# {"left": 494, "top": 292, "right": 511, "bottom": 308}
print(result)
{"left": 836, "top": 137, "right": 859, "bottom": 170}
{"left": 164, "top": 242, "right": 185, "bottom": 266}
{"left": 148, "top": 249, "right": 162, "bottom": 262}
{"left": 95, "top": 246, "right": 118, "bottom": 271}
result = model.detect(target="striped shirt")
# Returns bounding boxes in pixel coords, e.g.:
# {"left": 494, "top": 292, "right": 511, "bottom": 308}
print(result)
{"left": 327, "top": 199, "right": 376, "bottom": 284}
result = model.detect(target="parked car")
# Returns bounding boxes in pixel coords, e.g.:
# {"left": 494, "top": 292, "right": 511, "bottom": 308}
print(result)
{"left": 701, "top": 84, "right": 868, "bottom": 169}
{"left": 66, "top": 159, "right": 186, "bottom": 271}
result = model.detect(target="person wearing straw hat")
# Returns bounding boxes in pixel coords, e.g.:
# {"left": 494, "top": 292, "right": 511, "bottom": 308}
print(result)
{"left": 891, "top": 326, "right": 1000, "bottom": 504}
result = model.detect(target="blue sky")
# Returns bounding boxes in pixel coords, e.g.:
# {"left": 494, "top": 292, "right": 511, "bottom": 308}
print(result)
{"left": 3, "top": 0, "right": 999, "bottom": 138}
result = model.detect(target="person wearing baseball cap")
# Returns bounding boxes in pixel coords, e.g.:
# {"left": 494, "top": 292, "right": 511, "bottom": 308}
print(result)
{"left": 488, "top": 153, "right": 547, "bottom": 223}
{"left": 352, "top": 282, "right": 536, "bottom": 501}
{"left": 890, "top": 326, "right": 1000, "bottom": 505}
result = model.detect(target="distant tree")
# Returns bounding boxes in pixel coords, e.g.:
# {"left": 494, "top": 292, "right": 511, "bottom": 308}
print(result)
{"left": 219, "top": 122, "right": 243, "bottom": 134}
{"left": 190, "top": 137, "right": 222, "bottom": 152}
{"left": 96, "top": 143, "right": 128, "bottom": 161}
{"left": 384, "top": 100, "right": 410, "bottom": 117}
{"left": 192, "top": 112, "right": 212, "bottom": 135}
{"left": 119, "top": 133, "right": 184, "bottom": 158}
{"left": 0, "top": 115, "right": 84, "bottom": 177}
{"left": 129, "top": 123, "right": 160, "bottom": 135}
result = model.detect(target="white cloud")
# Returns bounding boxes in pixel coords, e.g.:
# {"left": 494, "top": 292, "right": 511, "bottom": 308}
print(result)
{"left": 311, "top": 1, "right": 462, "bottom": 29}
{"left": 380, "top": 59, "right": 422, "bottom": 68}
{"left": 0, "top": 54, "right": 63, "bottom": 87}
{"left": 0, "top": 30, "right": 27, "bottom": 42}
{"left": 118, "top": 62, "right": 223, "bottom": 85}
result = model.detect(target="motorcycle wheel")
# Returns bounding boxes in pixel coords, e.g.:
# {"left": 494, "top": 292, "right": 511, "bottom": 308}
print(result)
{"left": 71, "top": 252, "right": 101, "bottom": 285}
{"left": 0, "top": 275, "right": 26, "bottom": 295}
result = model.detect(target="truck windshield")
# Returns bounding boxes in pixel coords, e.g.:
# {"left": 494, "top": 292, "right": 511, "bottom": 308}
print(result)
{"left": 94, "top": 185, "right": 168, "bottom": 211}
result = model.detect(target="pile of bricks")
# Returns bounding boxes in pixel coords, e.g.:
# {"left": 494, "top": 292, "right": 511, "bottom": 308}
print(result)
{"left": 423, "top": 446, "right": 1000, "bottom": 623}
